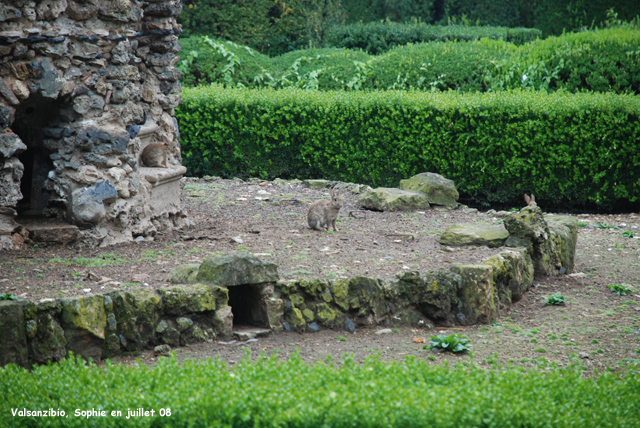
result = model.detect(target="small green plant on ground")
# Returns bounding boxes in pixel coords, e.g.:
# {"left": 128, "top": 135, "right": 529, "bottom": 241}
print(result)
{"left": 578, "top": 221, "right": 589, "bottom": 228}
{"left": 0, "top": 293, "right": 18, "bottom": 301}
{"left": 337, "top": 336, "right": 347, "bottom": 342}
{"left": 426, "top": 334, "right": 472, "bottom": 354}
{"left": 596, "top": 223, "right": 619, "bottom": 230}
{"left": 608, "top": 283, "right": 634, "bottom": 296}
{"left": 620, "top": 230, "right": 637, "bottom": 238}
{"left": 543, "top": 292, "right": 565, "bottom": 306}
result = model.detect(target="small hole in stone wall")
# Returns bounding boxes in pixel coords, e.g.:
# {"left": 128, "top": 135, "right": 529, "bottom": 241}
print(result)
{"left": 227, "top": 284, "right": 269, "bottom": 328}
{"left": 12, "top": 94, "right": 62, "bottom": 218}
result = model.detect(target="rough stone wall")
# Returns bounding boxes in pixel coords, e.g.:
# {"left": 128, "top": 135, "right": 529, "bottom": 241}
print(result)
{"left": 0, "top": 0, "right": 187, "bottom": 249}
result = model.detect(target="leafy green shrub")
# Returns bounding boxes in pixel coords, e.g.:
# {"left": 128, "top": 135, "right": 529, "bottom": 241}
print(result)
{"left": 177, "top": 86, "right": 640, "bottom": 210}
{"left": 4, "top": 353, "right": 639, "bottom": 427}
{"left": 426, "top": 334, "right": 472, "bottom": 353}
{"left": 341, "top": 0, "right": 436, "bottom": 25}
{"left": 609, "top": 284, "right": 634, "bottom": 296}
{"left": 0, "top": 293, "right": 18, "bottom": 301}
{"left": 542, "top": 292, "right": 565, "bottom": 306}
{"left": 324, "top": 22, "right": 541, "bottom": 54}
{"left": 621, "top": 230, "right": 637, "bottom": 238}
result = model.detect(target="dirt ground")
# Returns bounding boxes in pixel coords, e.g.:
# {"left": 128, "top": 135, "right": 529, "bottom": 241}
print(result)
{"left": 1, "top": 177, "right": 640, "bottom": 373}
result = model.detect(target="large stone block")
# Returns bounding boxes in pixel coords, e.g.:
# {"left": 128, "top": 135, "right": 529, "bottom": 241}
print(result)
{"left": 538, "top": 216, "right": 579, "bottom": 276}
{"left": 450, "top": 265, "right": 498, "bottom": 325}
{"left": 60, "top": 295, "right": 106, "bottom": 361}
{"left": 504, "top": 206, "right": 549, "bottom": 244}
{"left": 399, "top": 172, "right": 459, "bottom": 207}
{"left": 107, "top": 289, "right": 162, "bottom": 353}
{"left": 0, "top": 301, "right": 29, "bottom": 367}
{"left": 166, "top": 263, "right": 200, "bottom": 284}
{"left": 481, "top": 249, "right": 533, "bottom": 304}
{"left": 348, "top": 276, "right": 390, "bottom": 321}
{"left": 396, "top": 270, "right": 462, "bottom": 325}
{"left": 157, "top": 284, "right": 227, "bottom": 316}
{"left": 196, "top": 253, "right": 279, "bottom": 286}
{"left": 28, "top": 300, "right": 68, "bottom": 364}
{"left": 356, "top": 188, "right": 430, "bottom": 212}
{"left": 440, "top": 223, "right": 509, "bottom": 248}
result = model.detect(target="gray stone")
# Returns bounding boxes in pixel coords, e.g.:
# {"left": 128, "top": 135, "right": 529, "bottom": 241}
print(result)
{"left": 29, "top": 301, "right": 68, "bottom": 364}
{"left": 197, "top": 253, "right": 279, "bottom": 286}
{"left": 0, "top": 133, "right": 27, "bottom": 158}
{"left": 397, "top": 270, "right": 462, "bottom": 325}
{"left": 0, "top": 79, "right": 19, "bottom": 105}
{"left": 399, "top": 173, "right": 459, "bottom": 207}
{"left": 345, "top": 318, "right": 356, "bottom": 333}
{"left": 73, "top": 94, "right": 105, "bottom": 114}
{"left": 154, "top": 344, "right": 171, "bottom": 356}
{"left": 0, "top": 301, "right": 29, "bottom": 367}
{"left": 28, "top": 223, "right": 80, "bottom": 245}
{"left": 145, "top": 2, "right": 183, "bottom": 17}
{"left": 304, "top": 179, "right": 336, "bottom": 189}
{"left": 0, "top": 105, "right": 15, "bottom": 128}
{"left": 503, "top": 206, "right": 549, "bottom": 244}
{"left": 99, "top": 1, "right": 142, "bottom": 22}
{"left": 450, "top": 265, "right": 498, "bottom": 325}
{"left": 166, "top": 264, "right": 200, "bottom": 284}
{"left": 439, "top": 223, "right": 509, "bottom": 248}
{"left": 0, "top": 6, "right": 21, "bottom": 21}
{"left": 60, "top": 295, "right": 106, "bottom": 361}
{"left": 107, "top": 289, "right": 162, "bottom": 352}
{"left": 67, "top": 0, "right": 99, "bottom": 20}
{"left": 176, "top": 317, "right": 194, "bottom": 332}
{"left": 212, "top": 306, "right": 233, "bottom": 337}
{"left": 157, "top": 284, "right": 227, "bottom": 316}
{"left": 39, "top": 57, "right": 63, "bottom": 98}
{"left": 357, "top": 188, "right": 430, "bottom": 212}
{"left": 308, "top": 322, "right": 320, "bottom": 332}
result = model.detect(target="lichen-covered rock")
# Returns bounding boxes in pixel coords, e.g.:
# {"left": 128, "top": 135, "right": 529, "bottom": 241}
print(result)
{"left": 304, "top": 179, "right": 336, "bottom": 189}
{"left": 107, "top": 288, "right": 162, "bottom": 353}
{"left": 297, "top": 278, "right": 326, "bottom": 296}
{"left": 504, "top": 206, "right": 549, "bottom": 244}
{"left": 29, "top": 300, "right": 67, "bottom": 364}
{"left": 536, "top": 216, "right": 579, "bottom": 276}
{"left": 356, "top": 188, "right": 430, "bottom": 212}
{"left": 264, "top": 298, "right": 284, "bottom": 330}
{"left": 60, "top": 295, "right": 107, "bottom": 361}
{"left": 166, "top": 264, "right": 200, "bottom": 284}
{"left": 399, "top": 172, "right": 459, "bottom": 207}
{"left": 286, "top": 307, "right": 306, "bottom": 330}
{"left": 450, "top": 265, "right": 498, "bottom": 325}
{"left": 211, "top": 306, "right": 233, "bottom": 337}
{"left": 0, "top": 301, "right": 29, "bottom": 367}
{"left": 329, "top": 279, "right": 349, "bottom": 310}
{"left": 156, "top": 320, "right": 180, "bottom": 347}
{"left": 480, "top": 249, "right": 533, "bottom": 305}
{"left": 439, "top": 223, "right": 509, "bottom": 248}
{"left": 316, "top": 303, "right": 343, "bottom": 328}
{"left": 158, "top": 284, "right": 226, "bottom": 315}
{"left": 348, "top": 276, "right": 390, "bottom": 321}
{"left": 396, "top": 270, "right": 462, "bottom": 325}
{"left": 197, "top": 253, "right": 279, "bottom": 286}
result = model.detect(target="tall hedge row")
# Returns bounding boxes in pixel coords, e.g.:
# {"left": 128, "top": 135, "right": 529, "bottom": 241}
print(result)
{"left": 323, "top": 22, "right": 541, "bottom": 54}
{"left": 176, "top": 85, "right": 640, "bottom": 210}
{"left": 178, "top": 28, "right": 640, "bottom": 95}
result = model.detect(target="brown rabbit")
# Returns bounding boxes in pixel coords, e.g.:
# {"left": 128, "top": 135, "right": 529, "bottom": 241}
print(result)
{"left": 524, "top": 194, "right": 537, "bottom": 207}
{"left": 307, "top": 188, "right": 342, "bottom": 231}
{"left": 140, "top": 143, "right": 170, "bottom": 168}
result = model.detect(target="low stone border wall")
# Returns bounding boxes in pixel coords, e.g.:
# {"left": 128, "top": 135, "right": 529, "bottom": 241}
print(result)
{"left": 0, "top": 207, "right": 577, "bottom": 368}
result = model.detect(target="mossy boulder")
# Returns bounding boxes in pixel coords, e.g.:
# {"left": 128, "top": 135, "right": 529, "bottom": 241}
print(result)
{"left": 60, "top": 295, "right": 107, "bottom": 361}
{"left": 315, "top": 303, "right": 343, "bottom": 328}
{"left": 286, "top": 307, "right": 306, "bottom": 330}
{"left": 450, "top": 265, "right": 498, "bottom": 325}
{"left": 397, "top": 270, "right": 462, "bottom": 325}
{"left": 356, "top": 188, "right": 430, "bottom": 212}
{"left": 157, "top": 284, "right": 227, "bottom": 316}
{"left": 348, "top": 276, "right": 390, "bottom": 321}
{"left": 440, "top": 223, "right": 509, "bottom": 248}
{"left": 399, "top": 172, "right": 459, "bottom": 207}
{"left": 481, "top": 249, "right": 533, "bottom": 305}
{"left": 297, "top": 278, "right": 326, "bottom": 296}
{"left": 166, "top": 264, "right": 200, "bottom": 284}
{"left": 537, "top": 216, "right": 579, "bottom": 276}
{"left": 29, "top": 300, "right": 67, "bottom": 364}
{"left": 328, "top": 279, "right": 349, "bottom": 310}
{"left": 0, "top": 301, "right": 29, "bottom": 368}
{"left": 304, "top": 179, "right": 336, "bottom": 189}
{"left": 264, "top": 298, "right": 284, "bottom": 330}
{"left": 107, "top": 288, "right": 162, "bottom": 353}
{"left": 504, "top": 206, "right": 549, "bottom": 244}
{"left": 211, "top": 306, "right": 233, "bottom": 337}
{"left": 197, "top": 253, "right": 278, "bottom": 286}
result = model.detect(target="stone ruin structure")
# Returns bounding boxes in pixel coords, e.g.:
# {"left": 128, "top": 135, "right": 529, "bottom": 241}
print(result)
{"left": 0, "top": 0, "right": 187, "bottom": 249}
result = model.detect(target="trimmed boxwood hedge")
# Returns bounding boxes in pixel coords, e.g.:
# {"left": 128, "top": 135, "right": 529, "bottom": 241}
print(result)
{"left": 176, "top": 85, "right": 640, "bottom": 210}
{"left": 2, "top": 354, "right": 639, "bottom": 427}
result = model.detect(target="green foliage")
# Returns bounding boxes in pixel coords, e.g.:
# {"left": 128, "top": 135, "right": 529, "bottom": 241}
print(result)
{"left": 4, "top": 353, "right": 639, "bottom": 427}
{"left": 0, "top": 293, "right": 18, "bottom": 301}
{"left": 341, "top": 0, "right": 436, "bottom": 24}
{"left": 426, "top": 334, "right": 472, "bottom": 353}
{"left": 180, "top": 28, "right": 640, "bottom": 95}
{"left": 179, "top": 0, "right": 345, "bottom": 56}
{"left": 177, "top": 85, "right": 640, "bottom": 209}
{"left": 621, "top": 230, "right": 637, "bottom": 238}
{"left": 608, "top": 283, "right": 634, "bottom": 296}
{"left": 542, "top": 292, "right": 565, "bottom": 306}
{"left": 596, "top": 223, "right": 620, "bottom": 230}
{"left": 324, "top": 22, "right": 541, "bottom": 54}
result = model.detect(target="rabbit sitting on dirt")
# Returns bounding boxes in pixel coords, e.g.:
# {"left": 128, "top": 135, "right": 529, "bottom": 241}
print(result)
{"left": 524, "top": 194, "right": 537, "bottom": 207}
{"left": 307, "top": 188, "right": 342, "bottom": 232}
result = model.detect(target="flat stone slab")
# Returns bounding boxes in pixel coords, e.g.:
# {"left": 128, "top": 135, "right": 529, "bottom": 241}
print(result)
{"left": 399, "top": 172, "right": 459, "bottom": 207}
{"left": 356, "top": 188, "right": 430, "bottom": 212}
{"left": 440, "top": 223, "right": 509, "bottom": 248}
{"left": 197, "top": 253, "right": 279, "bottom": 286}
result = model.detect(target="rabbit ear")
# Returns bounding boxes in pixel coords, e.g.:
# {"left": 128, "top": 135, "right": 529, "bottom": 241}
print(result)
{"left": 524, "top": 194, "right": 530, "bottom": 204}
{"left": 330, "top": 188, "right": 334, "bottom": 197}
{"left": 530, "top": 194, "right": 535, "bottom": 202}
